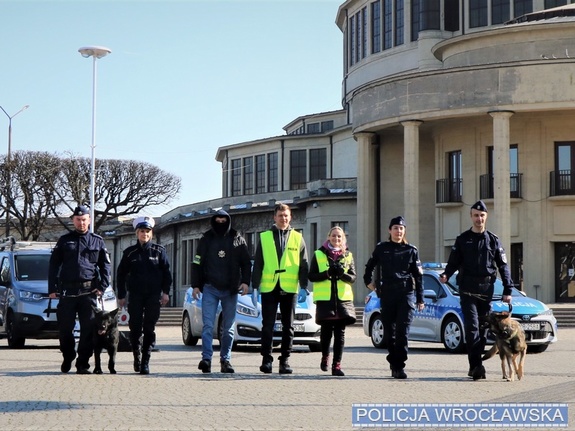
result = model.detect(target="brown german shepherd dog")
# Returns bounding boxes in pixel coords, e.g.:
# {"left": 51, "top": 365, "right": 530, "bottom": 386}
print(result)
{"left": 482, "top": 308, "right": 527, "bottom": 381}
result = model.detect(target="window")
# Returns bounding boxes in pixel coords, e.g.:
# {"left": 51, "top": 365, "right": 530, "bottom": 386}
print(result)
{"left": 545, "top": 0, "right": 567, "bottom": 7}
{"left": 231, "top": 159, "right": 241, "bottom": 197}
{"left": 395, "top": 0, "right": 404, "bottom": 45}
{"left": 181, "top": 239, "right": 194, "bottom": 286}
{"left": 362, "top": 7, "right": 368, "bottom": 59}
{"left": 420, "top": 0, "right": 440, "bottom": 30}
{"left": 310, "top": 148, "right": 327, "bottom": 181}
{"left": 331, "top": 221, "right": 350, "bottom": 237}
{"left": 469, "top": 0, "right": 488, "bottom": 28}
{"left": 371, "top": 1, "right": 381, "bottom": 53}
{"left": 243, "top": 156, "right": 253, "bottom": 195}
{"left": 290, "top": 150, "right": 307, "bottom": 190}
{"left": 255, "top": 154, "right": 265, "bottom": 194}
{"left": 483, "top": 145, "right": 521, "bottom": 198}
{"left": 321, "top": 121, "right": 334, "bottom": 133}
{"left": 492, "top": 0, "right": 510, "bottom": 24}
{"left": 444, "top": 0, "right": 460, "bottom": 31}
{"left": 307, "top": 123, "right": 320, "bottom": 134}
{"left": 513, "top": 0, "right": 532, "bottom": 18}
{"left": 349, "top": 13, "right": 356, "bottom": 66}
{"left": 552, "top": 142, "right": 575, "bottom": 195}
{"left": 411, "top": 0, "right": 420, "bottom": 41}
{"left": 268, "top": 152, "right": 278, "bottom": 192}
{"left": 384, "top": 0, "right": 393, "bottom": 49}
{"left": 448, "top": 150, "right": 462, "bottom": 201}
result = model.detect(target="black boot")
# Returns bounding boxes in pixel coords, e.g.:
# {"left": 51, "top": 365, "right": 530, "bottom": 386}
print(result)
{"left": 140, "top": 354, "right": 150, "bottom": 375}
{"left": 133, "top": 351, "right": 141, "bottom": 373}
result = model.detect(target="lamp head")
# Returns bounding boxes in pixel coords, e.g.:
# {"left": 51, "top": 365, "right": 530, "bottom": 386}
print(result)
{"left": 78, "top": 46, "right": 112, "bottom": 59}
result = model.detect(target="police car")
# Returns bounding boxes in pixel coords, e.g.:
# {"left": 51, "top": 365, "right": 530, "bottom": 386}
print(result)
{"left": 363, "top": 263, "right": 558, "bottom": 353}
{"left": 181, "top": 287, "right": 321, "bottom": 352}
{"left": 0, "top": 237, "right": 117, "bottom": 347}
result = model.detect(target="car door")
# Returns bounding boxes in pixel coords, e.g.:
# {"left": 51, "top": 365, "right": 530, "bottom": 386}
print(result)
{"left": 410, "top": 274, "right": 444, "bottom": 341}
{"left": 0, "top": 256, "right": 10, "bottom": 330}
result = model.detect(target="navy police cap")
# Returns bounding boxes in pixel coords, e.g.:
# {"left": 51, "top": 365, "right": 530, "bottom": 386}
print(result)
{"left": 72, "top": 205, "right": 90, "bottom": 217}
{"left": 389, "top": 215, "right": 406, "bottom": 229}
{"left": 471, "top": 200, "right": 488, "bottom": 212}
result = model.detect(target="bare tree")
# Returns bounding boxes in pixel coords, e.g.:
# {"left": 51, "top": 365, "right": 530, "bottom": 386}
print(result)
{"left": 59, "top": 156, "right": 181, "bottom": 232}
{"left": 0, "top": 152, "right": 181, "bottom": 237}
{"left": 0, "top": 151, "right": 64, "bottom": 240}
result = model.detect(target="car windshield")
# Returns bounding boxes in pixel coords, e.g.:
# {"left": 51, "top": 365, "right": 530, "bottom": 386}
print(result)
{"left": 445, "top": 272, "right": 521, "bottom": 299}
{"left": 15, "top": 255, "right": 50, "bottom": 281}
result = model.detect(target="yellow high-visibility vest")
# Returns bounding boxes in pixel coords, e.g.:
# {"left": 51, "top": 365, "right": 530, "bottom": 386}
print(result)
{"left": 259, "top": 230, "right": 301, "bottom": 293}
{"left": 312, "top": 250, "right": 354, "bottom": 301}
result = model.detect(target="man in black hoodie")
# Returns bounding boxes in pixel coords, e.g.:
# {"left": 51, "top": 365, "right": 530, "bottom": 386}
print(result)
{"left": 191, "top": 210, "right": 252, "bottom": 373}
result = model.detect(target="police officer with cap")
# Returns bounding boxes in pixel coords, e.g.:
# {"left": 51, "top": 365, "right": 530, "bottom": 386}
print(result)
{"left": 439, "top": 200, "right": 513, "bottom": 381}
{"left": 49, "top": 205, "right": 111, "bottom": 374}
{"left": 364, "top": 216, "right": 424, "bottom": 379}
{"left": 116, "top": 216, "right": 172, "bottom": 374}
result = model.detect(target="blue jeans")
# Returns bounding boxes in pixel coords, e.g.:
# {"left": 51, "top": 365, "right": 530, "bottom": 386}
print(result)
{"left": 201, "top": 284, "right": 238, "bottom": 362}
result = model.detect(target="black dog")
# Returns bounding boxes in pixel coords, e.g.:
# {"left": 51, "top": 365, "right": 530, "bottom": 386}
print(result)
{"left": 93, "top": 307, "right": 120, "bottom": 374}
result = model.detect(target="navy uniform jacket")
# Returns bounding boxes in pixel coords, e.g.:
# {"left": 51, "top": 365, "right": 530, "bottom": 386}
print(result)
{"left": 116, "top": 241, "right": 172, "bottom": 300}
{"left": 48, "top": 230, "right": 111, "bottom": 294}
{"left": 363, "top": 241, "right": 424, "bottom": 304}
{"left": 443, "top": 228, "right": 513, "bottom": 296}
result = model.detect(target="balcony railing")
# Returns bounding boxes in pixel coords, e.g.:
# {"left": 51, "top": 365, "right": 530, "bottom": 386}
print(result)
{"left": 436, "top": 178, "right": 462, "bottom": 203}
{"left": 479, "top": 173, "right": 523, "bottom": 199}
{"left": 550, "top": 170, "right": 575, "bottom": 196}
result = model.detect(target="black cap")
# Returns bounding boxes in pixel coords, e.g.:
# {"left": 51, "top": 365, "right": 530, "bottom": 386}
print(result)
{"left": 72, "top": 205, "right": 90, "bottom": 217}
{"left": 389, "top": 216, "right": 406, "bottom": 229}
{"left": 471, "top": 200, "right": 488, "bottom": 212}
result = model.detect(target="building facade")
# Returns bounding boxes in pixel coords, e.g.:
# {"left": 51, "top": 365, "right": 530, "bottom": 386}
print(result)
{"left": 336, "top": 1, "right": 575, "bottom": 303}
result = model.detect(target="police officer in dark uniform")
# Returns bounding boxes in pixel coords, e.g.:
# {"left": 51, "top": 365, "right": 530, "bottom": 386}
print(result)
{"left": 439, "top": 200, "right": 513, "bottom": 381}
{"left": 48, "top": 205, "right": 111, "bottom": 374}
{"left": 364, "top": 216, "right": 424, "bottom": 379}
{"left": 116, "top": 216, "right": 172, "bottom": 375}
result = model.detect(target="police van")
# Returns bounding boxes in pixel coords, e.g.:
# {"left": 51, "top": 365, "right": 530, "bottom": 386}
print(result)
{"left": 0, "top": 237, "right": 116, "bottom": 348}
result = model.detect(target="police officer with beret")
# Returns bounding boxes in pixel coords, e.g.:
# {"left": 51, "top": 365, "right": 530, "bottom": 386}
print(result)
{"left": 116, "top": 216, "right": 172, "bottom": 375}
{"left": 439, "top": 200, "right": 513, "bottom": 381}
{"left": 364, "top": 216, "right": 424, "bottom": 379}
{"left": 49, "top": 205, "right": 111, "bottom": 374}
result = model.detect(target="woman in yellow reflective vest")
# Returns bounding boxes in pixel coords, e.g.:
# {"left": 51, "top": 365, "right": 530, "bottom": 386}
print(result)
{"left": 308, "top": 226, "right": 356, "bottom": 376}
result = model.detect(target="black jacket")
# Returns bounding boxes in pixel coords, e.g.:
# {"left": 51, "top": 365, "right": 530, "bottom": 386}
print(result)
{"left": 190, "top": 210, "right": 252, "bottom": 292}
{"left": 116, "top": 241, "right": 172, "bottom": 299}
{"left": 363, "top": 240, "right": 424, "bottom": 304}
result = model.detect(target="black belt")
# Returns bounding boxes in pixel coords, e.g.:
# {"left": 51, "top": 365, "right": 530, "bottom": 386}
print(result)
{"left": 61, "top": 281, "right": 93, "bottom": 289}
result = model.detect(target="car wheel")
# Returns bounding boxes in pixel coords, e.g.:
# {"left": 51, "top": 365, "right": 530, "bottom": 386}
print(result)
{"left": 527, "top": 343, "right": 548, "bottom": 353}
{"left": 308, "top": 343, "right": 322, "bottom": 352}
{"left": 182, "top": 312, "right": 199, "bottom": 346}
{"left": 441, "top": 316, "right": 465, "bottom": 353}
{"left": 370, "top": 313, "right": 386, "bottom": 349}
{"left": 6, "top": 311, "right": 25, "bottom": 349}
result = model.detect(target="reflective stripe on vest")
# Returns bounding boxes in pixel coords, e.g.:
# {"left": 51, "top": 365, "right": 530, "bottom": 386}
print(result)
{"left": 259, "top": 230, "right": 302, "bottom": 293}
{"left": 312, "top": 251, "right": 354, "bottom": 301}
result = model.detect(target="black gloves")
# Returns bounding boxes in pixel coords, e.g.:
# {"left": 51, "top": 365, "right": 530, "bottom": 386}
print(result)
{"left": 328, "top": 262, "right": 345, "bottom": 279}
{"left": 327, "top": 266, "right": 338, "bottom": 278}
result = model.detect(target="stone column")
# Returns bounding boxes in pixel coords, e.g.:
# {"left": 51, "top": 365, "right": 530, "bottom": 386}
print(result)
{"left": 401, "top": 120, "right": 423, "bottom": 248}
{"left": 355, "top": 132, "right": 377, "bottom": 302}
{"left": 488, "top": 110, "right": 514, "bottom": 255}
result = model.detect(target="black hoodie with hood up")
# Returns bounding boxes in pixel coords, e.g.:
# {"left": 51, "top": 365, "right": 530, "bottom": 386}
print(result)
{"left": 190, "top": 209, "right": 251, "bottom": 292}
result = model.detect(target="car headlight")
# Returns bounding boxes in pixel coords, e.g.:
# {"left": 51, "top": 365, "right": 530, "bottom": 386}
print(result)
{"left": 538, "top": 309, "right": 554, "bottom": 316}
{"left": 19, "top": 290, "right": 44, "bottom": 301}
{"left": 237, "top": 303, "right": 258, "bottom": 317}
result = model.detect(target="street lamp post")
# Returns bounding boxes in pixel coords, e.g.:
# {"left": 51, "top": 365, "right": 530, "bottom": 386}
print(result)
{"left": 78, "top": 45, "right": 111, "bottom": 233}
{"left": 0, "top": 104, "right": 29, "bottom": 237}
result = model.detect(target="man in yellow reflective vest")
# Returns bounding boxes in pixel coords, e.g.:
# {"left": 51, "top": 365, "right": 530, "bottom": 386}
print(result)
{"left": 251, "top": 203, "right": 309, "bottom": 374}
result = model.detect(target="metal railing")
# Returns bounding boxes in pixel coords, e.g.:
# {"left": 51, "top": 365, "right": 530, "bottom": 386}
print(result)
{"left": 479, "top": 173, "right": 523, "bottom": 199}
{"left": 436, "top": 178, "right": 462, "bottom": 203}
{"left": 550, "top": 170, "right": 575, "bottom": 196}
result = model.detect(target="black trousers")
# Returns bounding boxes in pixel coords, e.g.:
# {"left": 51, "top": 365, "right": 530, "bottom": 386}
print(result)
{"left": 260, "top": 285, "right": 296, "bottom": 362}
{"left": 320, "top": 321, "right": 346, "bottom": 363}
{"left": 460, "top": 292, "right": 491, "bottom": 370}
{"left": 57, "top": 293, "right": 97, "bottom": 369}
{"left": 128, "top": 294, "right": 161, "bottom": 357}
{"left": 381, "top": 290, "right": 415, "bottom": 371}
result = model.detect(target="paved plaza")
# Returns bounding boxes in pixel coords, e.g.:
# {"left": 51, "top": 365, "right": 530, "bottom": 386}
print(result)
{"left": 0, "top": 325, "right": 574, "bottom": 430}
